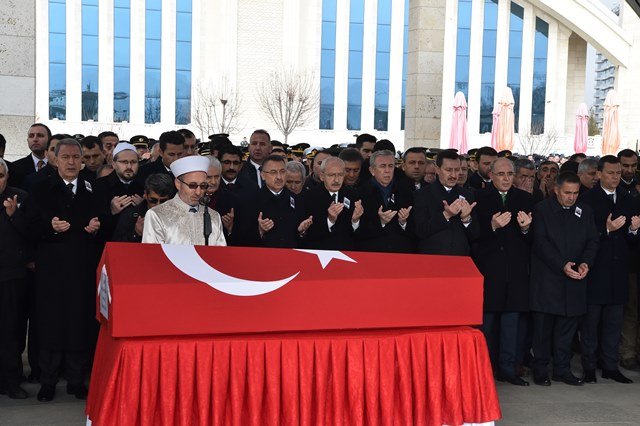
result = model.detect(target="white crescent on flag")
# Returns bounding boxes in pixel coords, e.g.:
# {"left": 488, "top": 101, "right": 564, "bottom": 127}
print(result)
{"left": 161, "top": 245, "right": 356, "bottom": 296}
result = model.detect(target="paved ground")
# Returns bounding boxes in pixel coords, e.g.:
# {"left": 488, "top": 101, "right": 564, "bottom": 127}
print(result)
{"left": 2, "top": 358, "right": 640, "bottom": 425}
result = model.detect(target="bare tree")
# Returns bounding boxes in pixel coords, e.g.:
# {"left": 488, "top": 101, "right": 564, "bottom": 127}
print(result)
{"left": 257, "top": 68, "right": 319, "bottom": 144}
{"left": 192, "top": 79, "right": 243, "bottom": 141}
{"left": 518, "top": 122, "right": 558, "bottom": 156}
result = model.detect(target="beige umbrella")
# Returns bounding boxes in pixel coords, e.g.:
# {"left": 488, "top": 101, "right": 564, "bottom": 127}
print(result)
{"left": 602, "top": 90, "right": 621, "bottom": 155}
{"left": 496, "top": 87, "right": 515, "bottom": 151}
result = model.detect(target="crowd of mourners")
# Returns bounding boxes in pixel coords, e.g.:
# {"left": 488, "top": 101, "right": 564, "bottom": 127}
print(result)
{"left": 1, "top": 122, "right": 640, "bottom": 402}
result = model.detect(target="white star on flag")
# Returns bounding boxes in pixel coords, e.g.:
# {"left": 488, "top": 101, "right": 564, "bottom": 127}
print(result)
{"left": 294, "top": 249, "right": 357, "bottom": 269}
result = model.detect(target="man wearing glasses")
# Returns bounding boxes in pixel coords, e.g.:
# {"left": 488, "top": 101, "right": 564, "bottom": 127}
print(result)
{"left": 234, "top": 155, "right": 312, "bottom": 247}
{"left": 94, "top": 143, "right": 144, "bottom": 240}
{"left": 142, "top": 156, "right": 226, "bottom": 246}
{"left": 112, "top": 174, "right": 175, "bottom": 242}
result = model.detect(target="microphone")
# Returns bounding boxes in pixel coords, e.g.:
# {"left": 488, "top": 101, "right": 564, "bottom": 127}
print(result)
{"left": 199, "top": 195, "right": 212, "bottom": 245}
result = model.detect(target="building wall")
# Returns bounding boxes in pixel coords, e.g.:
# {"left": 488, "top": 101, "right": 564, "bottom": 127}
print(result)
{"left": 0, "top": 0, "right": 36, "bottom": 159}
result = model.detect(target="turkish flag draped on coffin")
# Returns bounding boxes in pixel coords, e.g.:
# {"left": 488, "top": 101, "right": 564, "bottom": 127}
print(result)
{"left": 97, "top": 243, "right": 483, "bottom": 337}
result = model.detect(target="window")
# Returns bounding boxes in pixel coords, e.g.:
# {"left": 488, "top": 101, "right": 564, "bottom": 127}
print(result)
{"left": 175, "top": 0, "right": 192, "bottom": 124}
{"left": 319, "top": 0, "right": 337, "bottom": 129}
{"left": 531, "top": 17, "right": 548, "bottom": 134}
{"left": 401, "top": 0, "right": 408, "bottom": 130}
{"left": 81, "top": 0, "right": 99, "bottom": 120}
{"left": 114, "top": 0, "right": 130, "bottom": 122}
{"left": 145, "top": 0, "right": 162, "bottom": 123}
{"left": 479, "top": 0, "right": 498, "bottom": 133}
{"left": 455, "top": 0, "right": 472, "bottom": 99}
{"left": 374, "top": 0, "right": 392, "bottom": 131}
{"left": 507, "top": 2, "right": 524, "bottom": 132}
{"left": 347, "top": 0, "right": 365, "bottom": 130}
{"left": 49, "top": 0, "right": 66, "bottom": 119}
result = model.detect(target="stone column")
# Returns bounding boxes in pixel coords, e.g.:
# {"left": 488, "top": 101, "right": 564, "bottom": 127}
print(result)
{"left": 616, "top": 3, "right": 640, "bottom": 150}
{"left": 0, "top": 0, "right": 36, "bottom": 159}
{"left": 564, "top": 32, "right": 586, "bottom": 138}
{"left": 404, "top": 0, "right": 446, "bottom": 149}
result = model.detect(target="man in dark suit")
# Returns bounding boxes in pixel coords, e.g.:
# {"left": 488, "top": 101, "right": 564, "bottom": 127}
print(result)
{"left": 401, "top": 147, "right": 428, "bottom": 191}
{"left": 468, "top": 146, "right": 497, "bottom": 191}
{"left": 135, "top": 130, "right": 185, "bottom": 186}
{"left": 618, "top": 149, "right": 639, "bottom": 197}
{"left": 579, "top": 156, "right": 639, "bottom": 384}
{"left": 474, "top": 158, "right": 534, "bottom": 386}
{"left": 217, "top": 144, "right": 251, "bottom": 195}
{"left": 338, "top": 148, "right": 365, "bottom": 192}
{"left": 236, "top": 129, "right": 272, "bottom": 191}
{"left": 356, "top": 150, "right": 414, "bottom": 253}
{"left": 302, "top": 149, "right": 333, "bottom": 192}
{"left": 113, "top": 173, "right": 175, "bottom": 243}
{"left": 234, "top": 155, "right": 311, "bottom": 248}
{"left": 94, "top": 143, "right": 144, "bottom": 240}
{"left": 530, "top": 172, "right": 599, "bottom": 387}
{"left": 303, "top": 157, "right": 362, "bottom": 250}
{"left": 617, "top": 149, "right": 640, "bottom": 370}
{"left": 577, "top": 158, "right": 598, "bottom": 195}
{"left": 23, "top": 138, "right": 102, "bottom": 402}
{"left": 0, "top": 158, "right": 29, "bottom": 399}
{"left": 413, "top": 149, "right": 479, "bottom": 255}
{"left": 535, "top": 161, "right": 559, "bottom": 200}
{"left": 8, "top": 123, "right": 51, "bottom": 190}
{"left": 205, "top": 157, "right": 240, "bottom": 244}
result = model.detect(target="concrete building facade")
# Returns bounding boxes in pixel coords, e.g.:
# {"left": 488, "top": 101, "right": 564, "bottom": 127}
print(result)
{"left": 1, "top": 0, "right": 640, "bottom": 160}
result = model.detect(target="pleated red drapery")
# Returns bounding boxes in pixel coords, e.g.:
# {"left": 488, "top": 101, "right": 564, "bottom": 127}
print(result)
{"left": 86, "top": 326, "right": 501, "bottom": 426}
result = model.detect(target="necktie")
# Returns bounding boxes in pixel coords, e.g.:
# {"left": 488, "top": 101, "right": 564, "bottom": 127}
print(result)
{"left": 608, "top": 193, "right": 615, "bottom": 204}
{"left": 333, "top": 193, "right": 338, "bottom": 203}
{"left": 500, "top": 192, "right": 507, "bottom": 205}
{"left": 189, "top": 207, "right": 197, "bottom": 213}
{"left": 37, "top": 160, "right": 45, "bottom": 171}
{"left": 66, "top": 182, "right": 74, "bottom": 197}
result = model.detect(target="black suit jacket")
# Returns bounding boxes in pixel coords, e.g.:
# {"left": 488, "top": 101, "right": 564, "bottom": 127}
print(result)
{"left": 135, "top": 158, "right": 172, "bottom": 187}
{"left": 355, "top": 178, "right": 415, "bottom": 253}
{"left": 0, "top": 186, "right": 29, "bottom": 280}
{"left": 236, "top": 161, "right": 261, "bottom": 192}
{"left": 473, "top": 186, "right": 534, "bottom": 312}
{"left": 579, "top": 186, "right": 638, "bottom": 305}
{"left": 302, "top": 185, "right": 360, "bottom": 250}
{"left": 468, "top": 172, "right": 490, "bottom": 191}
{"left": 530, "top": 197, "right": 599, "bottom": 317}
{"left": 413, "top": 180, "right": 479, "bottom": 255}
{"left": 235, "top": 187, "right": 306, "bottom": 248}
{"left": 8, "top": 154, "right": 41, "bottom": 189}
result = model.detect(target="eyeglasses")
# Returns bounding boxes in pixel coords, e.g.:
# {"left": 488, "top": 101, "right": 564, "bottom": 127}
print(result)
{"left": 262, "top": 169, "right": 286, "bottom": 177}
{"left": 116, "top": 160, "right": 139, "bottom": 166}
{"left": 221, "top": 160, "right": 242, "bottom": 166}
{"left": 147, "top": 197, "right": 170, "bottom": 205}
{"left": 178, "top": 179, "right": 209, "bottom": 190}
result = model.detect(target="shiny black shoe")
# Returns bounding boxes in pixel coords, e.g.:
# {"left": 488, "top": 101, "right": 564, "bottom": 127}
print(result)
{"left": 37, "top": 385, "right": 55, "bottom": 402}
{"left": 533, "top": 375, "right": 551, "bottom": 386}
{"left": 66, "top": 383, "right": 88, "bottom": 400}
{"left": 496, "top": 373, "right": 530, "bottom": 386}
{"left": 582, "top": 369, "right": 597, "bottom": 384}
{"left": 552, "top": 373, "right": 583, "bottom": 386}
{"left": 602, "top": 369, "right": 633, "bottom": 384}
